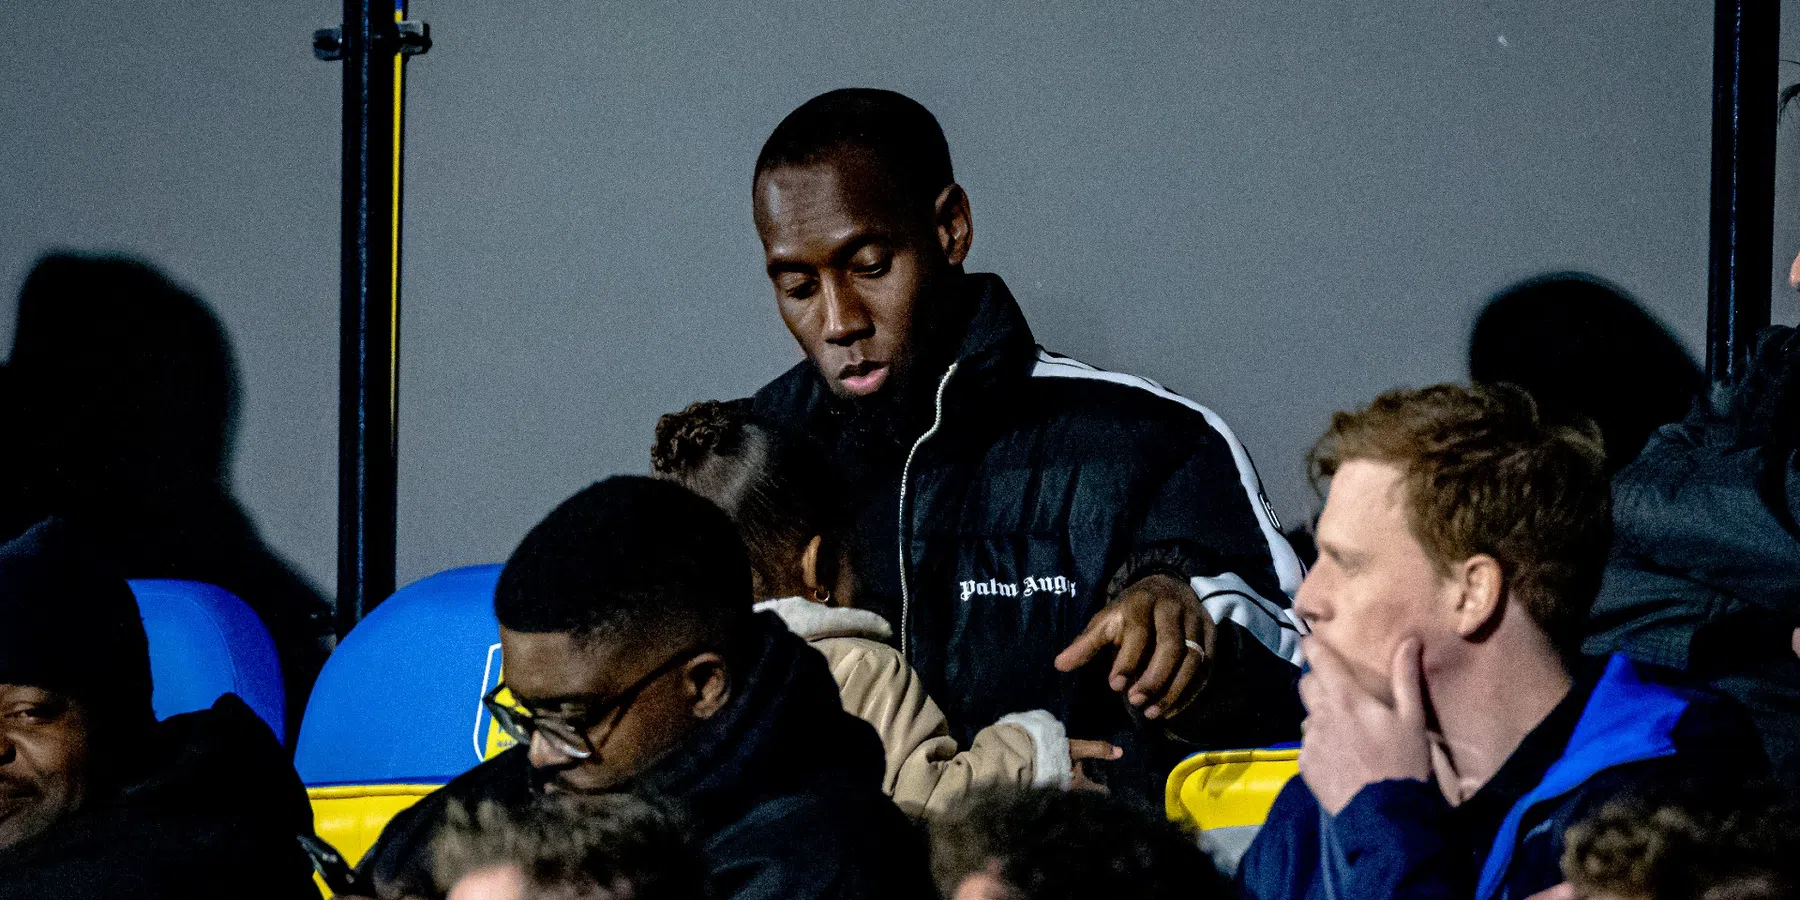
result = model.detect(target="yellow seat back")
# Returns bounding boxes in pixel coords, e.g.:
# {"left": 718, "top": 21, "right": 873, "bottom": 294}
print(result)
{"left": 1165, "top": 747, "right": 1299, "bottom": 868}
{"left": 308, "top": 784, "right": 437, "bottom": 896}
{"left": 310, "top": 784, "right": 438, "bottom": 867}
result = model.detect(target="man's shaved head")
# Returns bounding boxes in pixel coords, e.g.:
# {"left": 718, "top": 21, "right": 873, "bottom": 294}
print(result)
{"left": 754, "top": 88, "right": 953, "bottom": 213}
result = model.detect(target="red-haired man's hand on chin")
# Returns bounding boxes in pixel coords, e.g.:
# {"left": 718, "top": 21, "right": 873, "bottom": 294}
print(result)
{"left": 1297, "top": 637, "right": 1433, "bottom": 815}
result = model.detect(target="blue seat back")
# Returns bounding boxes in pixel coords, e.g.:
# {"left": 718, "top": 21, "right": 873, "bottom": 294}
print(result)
{"left": 295, "top": 564, "right": 512, "bottom": 787}
{"left": 131, "top": 579, "right": 286, "bottom": 743}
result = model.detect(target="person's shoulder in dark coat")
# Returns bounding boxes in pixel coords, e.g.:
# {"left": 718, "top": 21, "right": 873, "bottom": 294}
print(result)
{"left": 0, "top": 694, "right": 320, "bottom": 900}
{"left": 703, "top": 769, "right": 928, "bottom": 900}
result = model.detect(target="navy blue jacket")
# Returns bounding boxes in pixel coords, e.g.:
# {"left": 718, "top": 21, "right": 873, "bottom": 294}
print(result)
{"left": 359, "top": 614, "right": 932, "bottom": 900}
{"left": 1236, "top": 655, "right": 1763, "bottom": 900}
{"left": 753, "top": 273, "right": 1306, "bottom": 795}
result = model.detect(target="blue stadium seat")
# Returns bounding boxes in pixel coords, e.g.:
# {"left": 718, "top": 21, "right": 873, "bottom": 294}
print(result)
{"left": 295, "top": 564, "right": 514, "bottom": 868}
{"left": 130, "top": 579, "right": 287, "bottom": 744}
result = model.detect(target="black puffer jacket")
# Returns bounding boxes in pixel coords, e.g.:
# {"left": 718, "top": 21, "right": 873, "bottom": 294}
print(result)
{"left": 360, "top": 613, "right": 933, "bottom": 900}
{"left": 0, "top": 695, "right": 319, "bottom": 900}
{"left": 753, "top": 273, "right": 1305, "bottom": 794}
{"left": 1586, "top": 326, "right": 1800, "bottom": 792}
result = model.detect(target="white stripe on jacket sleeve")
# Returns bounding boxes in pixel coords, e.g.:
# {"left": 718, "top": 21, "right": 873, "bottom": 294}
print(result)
{"left": 1031, "top": 349, "right": 1307, "bottom": 665}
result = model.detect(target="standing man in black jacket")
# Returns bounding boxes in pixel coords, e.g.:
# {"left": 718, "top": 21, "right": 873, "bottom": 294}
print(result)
{"left": 749, "top": 89, "right": 1305, "bottom": 794}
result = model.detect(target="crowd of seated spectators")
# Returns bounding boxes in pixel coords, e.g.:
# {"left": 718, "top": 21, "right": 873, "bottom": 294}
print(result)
{"left": 2, "top": 84, "right": 1797, "bottom": 900}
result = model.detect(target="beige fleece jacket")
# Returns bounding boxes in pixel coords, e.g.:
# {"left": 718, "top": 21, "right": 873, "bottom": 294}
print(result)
{"left": 756, "top": 597, "right": 1071, "bottom": 819}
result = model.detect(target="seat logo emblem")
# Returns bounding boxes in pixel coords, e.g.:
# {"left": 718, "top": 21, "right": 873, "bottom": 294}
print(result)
{"left": 473, "top": 642, "right": 518, "bottom": 761}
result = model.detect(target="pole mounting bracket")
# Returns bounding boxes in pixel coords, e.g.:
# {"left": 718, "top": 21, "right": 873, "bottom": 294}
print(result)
{"left": 312, "top": 20, "right": 430, "bottom": 62}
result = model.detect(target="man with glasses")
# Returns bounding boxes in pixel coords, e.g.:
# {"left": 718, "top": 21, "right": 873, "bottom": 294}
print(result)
{"left": 357, "top": 476, "right": 933, "bottom": 900}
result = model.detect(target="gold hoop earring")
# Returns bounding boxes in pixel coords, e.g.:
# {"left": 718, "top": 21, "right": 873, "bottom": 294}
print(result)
{"left": 812, "top": 586, "right": 833, "bottom": 606}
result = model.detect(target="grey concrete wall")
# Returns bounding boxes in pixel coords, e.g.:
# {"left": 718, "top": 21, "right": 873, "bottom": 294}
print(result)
{"left": 3, "top": 1, "right": 1796, "bottom": 598}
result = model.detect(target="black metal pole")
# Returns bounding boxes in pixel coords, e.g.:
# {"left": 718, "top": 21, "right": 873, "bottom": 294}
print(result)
{"left": 317, "top": 2, "right": 427, "bottom": 634}
{"left": 1706, "top": 0, "right": 1779, "bottom": 387}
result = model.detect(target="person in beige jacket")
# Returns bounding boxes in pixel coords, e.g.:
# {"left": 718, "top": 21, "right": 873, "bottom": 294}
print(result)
{"left": 652, "top": 399, "right": 1117, "bottom": 819}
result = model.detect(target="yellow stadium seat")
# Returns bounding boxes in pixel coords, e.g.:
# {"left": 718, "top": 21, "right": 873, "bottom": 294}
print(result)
{"left": 309, "top": 784, "right": 439, "bottom": 868}
{"left": 1165, "top": 746, "right": 1300, "bottom": 869}
{"left": 295, "top": 565, "right": 511, "bottom": 895}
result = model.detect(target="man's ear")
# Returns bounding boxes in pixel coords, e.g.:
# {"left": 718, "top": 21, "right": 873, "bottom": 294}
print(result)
{"left": 1451, "top": 554, "right": 1505, "bottom": 638}
{"left": 934, "top": 183, "right": 972, "bottom": 267}
{"left": 686, "top": 653, "right": 732, "bottom": 720}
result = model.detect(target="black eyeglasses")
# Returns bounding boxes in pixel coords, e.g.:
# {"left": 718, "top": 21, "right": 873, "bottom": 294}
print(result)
{"left": 482, "top": 647, "right": 705, "bottom": 761}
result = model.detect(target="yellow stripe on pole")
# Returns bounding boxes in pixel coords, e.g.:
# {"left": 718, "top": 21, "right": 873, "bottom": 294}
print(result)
{"left": 390, "top": 2, "right": 405, "bottom": 449}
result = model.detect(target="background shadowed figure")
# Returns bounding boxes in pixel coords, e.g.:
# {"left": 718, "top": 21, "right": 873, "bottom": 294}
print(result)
{"left": 0, "top": 253, "right": 332, "bottom": 744}
{"left": 1469, "top": 272, "right": 1702, "bottom": 474}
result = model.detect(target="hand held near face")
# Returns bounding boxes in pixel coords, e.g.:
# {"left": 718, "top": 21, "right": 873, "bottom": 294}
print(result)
{"left": 1297, "top": 637, "right": 1433, "bottom": 815}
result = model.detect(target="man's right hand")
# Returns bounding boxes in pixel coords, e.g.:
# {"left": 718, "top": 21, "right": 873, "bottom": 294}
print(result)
{"left": 1297, "top": 637, "right": 1433, "bottom": 814}
{"left": 1053, "top": 574, "right": 1212, "bottom": 720}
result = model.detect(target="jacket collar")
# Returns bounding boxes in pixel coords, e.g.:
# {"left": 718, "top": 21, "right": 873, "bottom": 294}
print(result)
{"left": 944, "top": 272, "right": 1038, "bottom": 401}
{"left": 637, "top": 612, "right": 886, "bottom": 827}
{"left": 1475, "top": 654, "right": 1692, "bottom": 900}
{"left": 755, "top": 597, "right": 894, "bottom": 642}
{"left": 911, "top": 273, "right": 1040, "bottom": 424}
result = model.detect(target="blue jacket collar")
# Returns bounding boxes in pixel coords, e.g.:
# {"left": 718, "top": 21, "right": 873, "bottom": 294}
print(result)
{"left": 1475, "top": 654, "right": 1691, "bottom": 900}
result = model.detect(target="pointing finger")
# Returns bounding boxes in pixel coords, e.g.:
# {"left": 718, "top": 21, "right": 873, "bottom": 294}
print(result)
{"left": 1068, "top": 739, "right": 1124, "bottom": 762}
{"left": 1297, "top": 666, "right": 1322, "bottom": 714}
{"left": 1054, "top": 614, "right": 1114, "bottom": 673}
{"left": 1300, "top": 636, "right": 1351, "bottom": 690}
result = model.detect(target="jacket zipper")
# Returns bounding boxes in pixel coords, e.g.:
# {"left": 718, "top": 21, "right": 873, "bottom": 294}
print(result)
{"left": 897, "top": 361, "right": 958, "bottom": 662}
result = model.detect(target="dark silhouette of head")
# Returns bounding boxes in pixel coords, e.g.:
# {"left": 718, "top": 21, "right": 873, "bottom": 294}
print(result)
{"left": 9, "top": 253, "right": 235, "bottom": 496}
{"left": 2, "top": 253, "right": 330, "bottom": 744}
{"left": 1469, "top": 273, "right": 1700, "bottom": 474}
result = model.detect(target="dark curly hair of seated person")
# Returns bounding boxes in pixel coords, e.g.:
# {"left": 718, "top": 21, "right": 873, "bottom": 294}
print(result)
{"left": 1561, "top": 780, "right": 1800, "bottom": 900}
{"left": 929, "top": 786, "right": 1230, "bottom": 900}
{"left": 651, "top": 399, "right": 842, "bottom": 603}
{"left": 432, "top": 790, "right": 710, "bottom": 900}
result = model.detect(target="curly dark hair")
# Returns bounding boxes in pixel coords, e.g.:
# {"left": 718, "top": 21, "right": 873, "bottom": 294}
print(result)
{"left": 432, "top": 791, "right": 710, "bottom": 899}
{"left": 652, "top": 399, "right": 841, "bottom": 602}
{"left": 929, "top": 787, "right": 1228, "bottom": 900}
{"left": 1562, "top": 781, "right": 1800, "bottom": 900}
{"left": 1307, "top": 382, "right": 1610, "bottom": 654}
